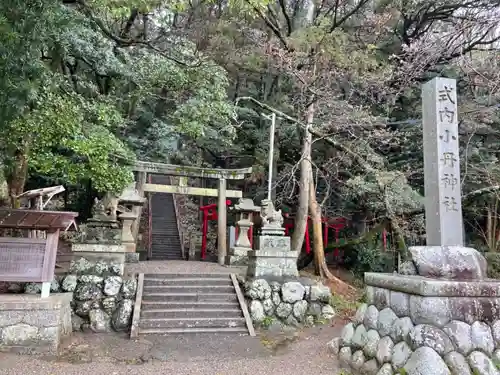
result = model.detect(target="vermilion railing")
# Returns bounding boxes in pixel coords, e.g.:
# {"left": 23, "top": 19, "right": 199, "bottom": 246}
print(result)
{"left": 147, "top": 174, "right": 153, "bottom": 259}
{"left": 285, "top": 215, "right": 388, "bottom": 254}
{"left": 284, "top": 215, "right": 347, "bottom": 255}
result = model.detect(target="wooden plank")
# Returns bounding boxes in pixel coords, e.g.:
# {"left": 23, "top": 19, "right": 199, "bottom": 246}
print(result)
{"left": 133, "top": 161, "right": 252, "bottom": 180}
{"left": 143, "top": 184, "right": 243, "bottom": 198}
{"left": 130, "top": 273, "right": 145, "bottom": 339}
{"left": 230, "top": 273, "right": 256, "bottom": 337}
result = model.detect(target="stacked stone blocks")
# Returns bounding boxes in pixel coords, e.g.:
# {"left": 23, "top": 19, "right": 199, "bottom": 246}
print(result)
{"left": 243, "top": 278, "right": 335, "bottom": 327}
{"left": 330, "top": 246, "right": 500, "bottom": 375}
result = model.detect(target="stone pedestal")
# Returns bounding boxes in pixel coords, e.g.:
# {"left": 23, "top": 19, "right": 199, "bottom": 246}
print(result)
{"left": 247, "top": 236, "right": 299, "bottom": 278}
{"left": 0, "top": 293, "right": 72, "bottom": 354}
{"left": 71, "top": 243, "right": 126, "bottom": 276}
{"left": 332, "top": 246, "right": 500, "bottom": 375}
{"left": 118, "top": 212, "right": 137, "bottom": 253}
{"left": 75, "top": 219, "right": 122, "bottom": 244}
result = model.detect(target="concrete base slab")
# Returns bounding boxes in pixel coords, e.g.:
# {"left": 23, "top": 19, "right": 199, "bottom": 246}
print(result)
{"left": 0, "top": 293, "right": 72, "bottom": 354}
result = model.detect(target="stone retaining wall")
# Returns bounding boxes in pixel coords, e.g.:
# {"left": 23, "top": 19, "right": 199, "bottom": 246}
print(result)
{"left": 62, "top": 257, "right": 137, "bottom": 332}
{"left": 242, "top": 278, "right": 335, "bottom": 327}
{"left": 329, "top": 280, "right": 500, "bottom": 375}
{"left": 4, "top": 257, "right": 137, "bottom": 334}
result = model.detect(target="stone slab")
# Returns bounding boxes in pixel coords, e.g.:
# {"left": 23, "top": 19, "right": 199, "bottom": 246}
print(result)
{"left": 0, "top": 293, "right": 72, "bottom": 355}
{"left": 72, "top": 253, "right": 125, "bottom": 276}
{"left": 365, "top": 273, "right": 500, "bottom": 297}
{"left": 246, "top": 257, "right": 299, "bottom": 278}
{"left": 225, "top": 255, "right": 249, "bottom": 266}
{"left": 247, "top": 250, "right": 299, "bottom": 258}
{"left": 122, "top": 242, "right": 137, "bottom": 253}
{"left": 255, "top": 236, "right": 290, "bottom": 252}
{"left": 72, "top": 243, "right": 126, "bottom": 253}
{"left": 0, "top": 293, "right": 73, "bottom": 311}
{"left": 229, "top": 246, "right": 251, "bottom": 257}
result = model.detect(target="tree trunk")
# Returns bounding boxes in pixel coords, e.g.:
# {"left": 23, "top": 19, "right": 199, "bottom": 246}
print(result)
{"left": 290, "top": 0, "right": 315, "bottom": 253}
{"left": 309, "top": 175, "right": 335, "bottom": 279}
{"left": 290, "top": 100, "right": 313, "bottom": 252}
{"left": 309, "top": 177, "right": 323, "bottom": 275}
{"left": 7, "top": 151, "right": 29, "bottom": 208}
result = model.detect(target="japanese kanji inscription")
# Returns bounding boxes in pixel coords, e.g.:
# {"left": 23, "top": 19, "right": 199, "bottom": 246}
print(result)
{"left": 422, "top": 77, "right": 463, "bottom": 246}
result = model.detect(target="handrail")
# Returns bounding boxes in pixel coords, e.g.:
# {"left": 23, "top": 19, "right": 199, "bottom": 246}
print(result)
{"left": 169, "top": 176, "right": 186, "bottom": 260}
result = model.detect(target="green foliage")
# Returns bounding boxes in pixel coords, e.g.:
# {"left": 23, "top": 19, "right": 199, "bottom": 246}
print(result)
{"left": 343, "top": 242, "right": 396, "bottom": 276}
{"left": 0, "top": 0, "right": 237, "bottom": 197}
{"left": 329, "top": 294, "right": 360, "bottom": 317}
{"left": 259, "top": 316, "right": 275, "bottom": 329}
{"left": 341, "top": 171, "right": 423, "bottom": 220}
{"left": 4, "top": 89, "right": 133, "bottom": 193}
{"left": 485, "top": 252, "right": 500, "bottom": 280}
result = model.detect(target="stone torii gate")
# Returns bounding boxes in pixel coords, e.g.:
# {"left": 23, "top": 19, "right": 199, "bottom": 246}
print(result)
{"left": 132, "top": 161, "right": 252, "bottom": 265}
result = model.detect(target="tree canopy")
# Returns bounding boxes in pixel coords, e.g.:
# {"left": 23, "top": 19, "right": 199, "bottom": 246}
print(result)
{"left": 2, "top": 0, "right": 500, "bottom": 254}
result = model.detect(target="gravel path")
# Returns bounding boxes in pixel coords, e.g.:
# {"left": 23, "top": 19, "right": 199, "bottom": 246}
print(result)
{"left": 0, "top": 324, "right": 342, "bottom": 375}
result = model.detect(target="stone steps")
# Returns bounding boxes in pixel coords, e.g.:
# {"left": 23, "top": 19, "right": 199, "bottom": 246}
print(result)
{"left": 149, "top": 184, "right": 183, "bottom": 260}
{"left": 151, "top": 232, "right": 182, "bottom": 237}
{"left": 142, "top": 285, "right": 236, "bottom": 294}
{"left": 141, "top": 308, "right": 243, "bottom": 319}
{"left": 143, "top": 277, "right": 232, "bottom": 286}
{"left": 141, "top": 301, "right": 241, "bottom": 310}
{"left": 139, "top": 317, "right": 247, "bottom": 329}
{"left": 138, "top": 327, "right": 248, "bottom": 335}
{"left": 135, "top": 273, "right": 252, "bottom": 336}
{"left": 142, "top": 292, "right": 238, "bottom": 302}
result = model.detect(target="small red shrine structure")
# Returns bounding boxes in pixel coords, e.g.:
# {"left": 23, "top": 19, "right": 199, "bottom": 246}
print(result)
{"left": 199, "top": 200, "right": 231, "bottom": 259}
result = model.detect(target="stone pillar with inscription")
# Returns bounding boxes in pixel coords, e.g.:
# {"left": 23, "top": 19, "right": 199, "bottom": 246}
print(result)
{"left": 422, "top": 77, "right": 463, "bottom": 246}
{"left": 332, "top": 78, "right": 500, "bottom": 374}
{"left": 246, "top": 199, "right": 299, "bottom": 279}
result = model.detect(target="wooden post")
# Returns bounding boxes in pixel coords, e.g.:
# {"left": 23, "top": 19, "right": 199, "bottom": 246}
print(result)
{"left": 217, "top": 178, "right": 227, "bottom": 265}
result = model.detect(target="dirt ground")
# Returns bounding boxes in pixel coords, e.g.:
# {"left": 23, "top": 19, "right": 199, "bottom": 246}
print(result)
{"left": 0, "top": 322, "right": 344, "bottom": 375}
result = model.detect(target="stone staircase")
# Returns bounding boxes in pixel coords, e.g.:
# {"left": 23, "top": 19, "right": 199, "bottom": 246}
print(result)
{"left": 133, "top": 273, "right": 254, "bottom": 336}
{"left": 150, "top": 175, "right": 183, "bottom": 260}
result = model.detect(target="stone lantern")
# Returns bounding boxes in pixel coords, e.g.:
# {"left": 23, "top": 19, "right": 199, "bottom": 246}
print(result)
{"left": 117, "top": 183, "right": 146, "bottom": 254}
{"left": 226, "top": 198, "right": 260, "bottom": 265}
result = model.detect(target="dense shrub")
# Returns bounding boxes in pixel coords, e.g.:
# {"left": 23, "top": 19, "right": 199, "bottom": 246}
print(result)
{"left": 485, "top": 252, "right": 500, "bottom": 279}
{"left": 343, "top": 242, "right": 396, "bottom": 276}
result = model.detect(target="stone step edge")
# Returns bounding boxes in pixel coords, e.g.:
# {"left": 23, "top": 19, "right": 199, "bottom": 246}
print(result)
{"left": 138, "top": 327, "right": 248, "bottom": 335}
{"left": 142, "top": 274, "right": 234, "bottom": 277}
{"left": 141, "top": 308, "right": 242, "bottom": 313}
{"left": 140, "top": 316, "right": 246, "bottom": 322}
{"left": 143, "top": 285, "right": 234, "bottom": 289}
{"left": 142, "top": 292, "right": 236, "bottom": 297}
{"left": 141, "top": 301, "right": 239, "bottom": 305}
{"left": 143, "top": 277, "right": 231, "bottom": 282}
